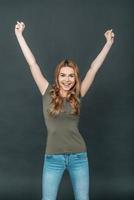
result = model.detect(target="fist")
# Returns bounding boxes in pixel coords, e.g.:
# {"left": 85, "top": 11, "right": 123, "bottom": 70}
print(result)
{"left": 15, "top": 21, "right": 25, "bottom": 35}
{"left": 104, "top": 29, "right": 115, "bottom": 44}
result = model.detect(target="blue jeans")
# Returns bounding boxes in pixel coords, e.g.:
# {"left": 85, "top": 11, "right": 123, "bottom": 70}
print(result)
{"left": 41, "top": 151, "right": 90, "bottom": 200}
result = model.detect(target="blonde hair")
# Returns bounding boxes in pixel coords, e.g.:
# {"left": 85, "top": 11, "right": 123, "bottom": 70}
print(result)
{"left": 47, "top": 59, "right": 81, "bottom": 117}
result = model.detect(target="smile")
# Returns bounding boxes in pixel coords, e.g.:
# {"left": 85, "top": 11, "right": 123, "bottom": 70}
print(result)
{"left": 62, "top": 83, "right": 72, "bottom": 86}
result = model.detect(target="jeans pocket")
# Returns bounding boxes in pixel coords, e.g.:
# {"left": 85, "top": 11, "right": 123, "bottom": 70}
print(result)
{"left": 45, "top": 154, "right": 63, "bottom": 161}
{"left": 45, "top": 154, "right": 53, "bottom": 159}
{"left": 75, "top": 152, "right": 87, "bottom": 159}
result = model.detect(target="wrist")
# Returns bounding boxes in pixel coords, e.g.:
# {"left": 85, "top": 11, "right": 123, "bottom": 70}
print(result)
{"left": 105, "top": 41, "right": 113, "bottom": 47}
{"left": 15, "top": 32, "right": 23, "bottom": 38}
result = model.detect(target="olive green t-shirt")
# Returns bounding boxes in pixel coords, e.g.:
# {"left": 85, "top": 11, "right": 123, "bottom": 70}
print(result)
{"left": 42, "top": 83, "right": 87, "bottom": 154}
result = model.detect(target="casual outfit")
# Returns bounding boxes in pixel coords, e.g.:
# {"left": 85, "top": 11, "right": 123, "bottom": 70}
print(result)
{"left": 41, "top": 83, "right": 90, "bottom": 200}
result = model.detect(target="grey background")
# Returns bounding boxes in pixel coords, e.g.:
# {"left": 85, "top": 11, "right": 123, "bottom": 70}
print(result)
{"left": 0, "top": 0, "right": 133, "bottom": 199}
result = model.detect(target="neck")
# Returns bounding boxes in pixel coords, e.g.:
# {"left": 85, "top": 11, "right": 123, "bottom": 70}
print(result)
{"left": 59, "top": 89, "right": 68, "bottom": 98}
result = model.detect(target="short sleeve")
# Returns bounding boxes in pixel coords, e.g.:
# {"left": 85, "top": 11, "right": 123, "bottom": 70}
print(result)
{"left": 42, "top": 83, "right": 52, "bottom": 97}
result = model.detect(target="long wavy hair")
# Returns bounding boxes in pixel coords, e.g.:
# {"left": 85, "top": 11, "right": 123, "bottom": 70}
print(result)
{"left": 47, "top": 59, "right": 81, "bottom": 117}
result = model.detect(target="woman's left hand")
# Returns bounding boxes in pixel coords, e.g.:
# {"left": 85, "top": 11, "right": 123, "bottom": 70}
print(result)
{"left": 104, "top": 29, "right": 115, "bottom": 45}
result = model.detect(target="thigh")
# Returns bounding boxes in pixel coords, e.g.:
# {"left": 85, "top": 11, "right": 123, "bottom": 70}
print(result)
{"left": 41, "top": 154, "right": 65, "bottom": 200}
{"left": 68, "top": 152, "right": 90, "bottom": 200}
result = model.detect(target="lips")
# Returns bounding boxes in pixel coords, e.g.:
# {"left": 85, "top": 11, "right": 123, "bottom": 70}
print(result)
{"left": 63, "top": 84, "right": 70, "bottom": 86}
{"left": 62, "top": 83, "right": 71, "bottom": 86}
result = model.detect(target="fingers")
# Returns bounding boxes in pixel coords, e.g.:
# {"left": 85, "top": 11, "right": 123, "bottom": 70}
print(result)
{"left": 111, "top": 32, "right": 115, "bottom": 38}
{"left": 104, "top": 29, "right": 115, "bottom": 37}
{"left": 15, "top": 24, "right": 19, "bottom": 29}
{"left": 104, "top": 28, "right": 115, "bottom": 44}
{"left": 105, "top": 29, "right": 113, "bottom": 34}
{"left": 15, "top": 21, "right": 25, "bottom": 29}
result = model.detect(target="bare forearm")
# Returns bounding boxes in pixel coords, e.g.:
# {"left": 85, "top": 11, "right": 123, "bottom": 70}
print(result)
{"left": 90, "top": 41, "right": 113, "bottom": 73}
{"left": 15, "top": 21, "right": 49, "bottom": 95}
{"left": 81, "top": 29, "right": 115, "bottom": 97}
{"left": 16, "top": 33, "right": 36, "bottom": 66}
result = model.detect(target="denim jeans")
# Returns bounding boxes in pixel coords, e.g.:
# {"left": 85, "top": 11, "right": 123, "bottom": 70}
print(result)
{"left": 41, "top": 151, "right": 90, "bottom": 200}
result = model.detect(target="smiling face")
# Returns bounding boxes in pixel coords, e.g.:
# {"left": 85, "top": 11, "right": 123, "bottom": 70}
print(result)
{"left": 58, "top": 66, "right": 76, "bottom": 96}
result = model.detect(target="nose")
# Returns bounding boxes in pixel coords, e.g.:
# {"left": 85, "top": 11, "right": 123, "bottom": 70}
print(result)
{"left": 64, "top": 76, "right": 69, "bottom": 81}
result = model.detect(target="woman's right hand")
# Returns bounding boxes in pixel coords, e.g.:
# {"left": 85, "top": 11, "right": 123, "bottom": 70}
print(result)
{"left": 15, "top": 21, "right": 25, "bottom": 36}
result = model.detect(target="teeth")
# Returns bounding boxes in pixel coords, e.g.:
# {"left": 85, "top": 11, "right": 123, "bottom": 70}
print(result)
{"left": 63, "top": 83, "right": 70, "bottom": 86}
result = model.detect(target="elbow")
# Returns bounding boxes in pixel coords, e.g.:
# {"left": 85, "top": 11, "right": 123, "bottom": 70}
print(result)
{"left": 90, "top": 64, "right": 99, "bottom": 74}
{"left": 29, "top": 60, "right": 37, "bottom": 68}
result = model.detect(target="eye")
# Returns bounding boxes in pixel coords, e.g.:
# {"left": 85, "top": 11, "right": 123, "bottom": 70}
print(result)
{"left": 70, "top": 74, "right": 75, "bottom": 77}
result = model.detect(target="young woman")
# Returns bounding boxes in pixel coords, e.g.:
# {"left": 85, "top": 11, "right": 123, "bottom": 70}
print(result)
{"left": 15, "top": 21, "right": 114, "bottom": 200}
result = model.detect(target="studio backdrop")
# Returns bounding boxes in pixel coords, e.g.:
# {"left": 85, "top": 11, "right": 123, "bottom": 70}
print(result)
{"left": 0, "top": 0, "right": 133, "bottom": 200}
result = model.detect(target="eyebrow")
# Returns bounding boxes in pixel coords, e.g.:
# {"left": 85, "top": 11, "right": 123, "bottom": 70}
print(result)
{"left": 60, "top": 73, "right": 75, "bottom": 75}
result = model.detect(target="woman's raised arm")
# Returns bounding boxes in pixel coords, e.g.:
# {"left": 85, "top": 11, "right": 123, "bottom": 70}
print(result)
{"left": 15, "top": 21, "right": 49, "bottom": 95}
{"left": 81, "top": 29, "right": 115, "bottom": 97}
